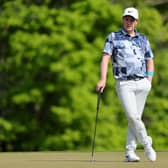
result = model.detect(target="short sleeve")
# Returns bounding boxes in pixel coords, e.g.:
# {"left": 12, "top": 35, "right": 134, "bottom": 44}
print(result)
{"left": 145, "top": 39, "right": 154, "bottom": 59}
{"left": 102, "top": 33, "right": 114, "bottom": 56}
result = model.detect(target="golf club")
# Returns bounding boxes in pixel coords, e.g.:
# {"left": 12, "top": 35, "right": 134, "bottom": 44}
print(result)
{"left": 91, "top": 87, "right": 102, "bottom": 162}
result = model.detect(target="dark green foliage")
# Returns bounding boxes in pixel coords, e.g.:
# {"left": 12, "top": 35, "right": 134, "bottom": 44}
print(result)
{"left": 0, "top": 0, "right": 167, "bottom": 151}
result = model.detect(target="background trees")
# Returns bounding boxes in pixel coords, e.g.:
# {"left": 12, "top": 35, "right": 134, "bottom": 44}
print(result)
{"left": 0, "top": 0, "right": 167, "bottom": 151}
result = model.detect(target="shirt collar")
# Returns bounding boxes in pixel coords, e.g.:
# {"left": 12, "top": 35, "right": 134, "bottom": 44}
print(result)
{"left": 121, "top": 29, "right": 140, "bottom": 37}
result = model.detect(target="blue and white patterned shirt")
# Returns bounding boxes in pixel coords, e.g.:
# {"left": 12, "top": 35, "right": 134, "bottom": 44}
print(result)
{"left": 103, "top": 29, "right": 153, "bottom": 79}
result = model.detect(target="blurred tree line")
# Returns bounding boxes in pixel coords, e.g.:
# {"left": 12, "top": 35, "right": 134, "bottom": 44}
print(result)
{"left": 0, "top": 0, "right": 167, "bottom": 151}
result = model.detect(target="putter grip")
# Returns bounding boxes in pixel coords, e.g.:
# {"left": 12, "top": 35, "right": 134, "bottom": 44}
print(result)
{"left": 98, "top": 87, "right": 102, "bottom": 93}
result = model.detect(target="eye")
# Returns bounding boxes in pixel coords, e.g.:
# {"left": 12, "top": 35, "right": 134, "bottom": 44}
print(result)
{"left": 130, "top": 18, "right": 135, "bottom": 22}
{"left": 124, "top": 17, "right": 136, "bottom": 22}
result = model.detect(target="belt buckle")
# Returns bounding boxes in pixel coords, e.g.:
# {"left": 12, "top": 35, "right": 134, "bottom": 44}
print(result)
{"left": 134, "top": 76, "right": 143, "bottom": 81}
{"left": 134, "top": 77, "right": 140, "bottom": 81}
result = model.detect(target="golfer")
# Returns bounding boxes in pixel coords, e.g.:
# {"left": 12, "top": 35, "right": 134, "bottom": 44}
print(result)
{"left": 96, "top": 7, "right": 156, "bottom": 162}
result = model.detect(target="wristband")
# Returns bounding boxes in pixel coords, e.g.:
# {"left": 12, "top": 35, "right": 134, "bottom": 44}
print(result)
{"left": 146, "top": 71, "right": 154, "bottom": 77}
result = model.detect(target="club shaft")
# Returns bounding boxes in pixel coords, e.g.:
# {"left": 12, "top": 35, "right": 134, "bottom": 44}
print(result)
{"left": 91, "top": 89, "right": 101, "bottom": 160}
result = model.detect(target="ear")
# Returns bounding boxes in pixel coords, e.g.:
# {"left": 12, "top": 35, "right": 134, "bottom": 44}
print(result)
{"left": 135, "top": 20, "right": 138, "bottom": 26}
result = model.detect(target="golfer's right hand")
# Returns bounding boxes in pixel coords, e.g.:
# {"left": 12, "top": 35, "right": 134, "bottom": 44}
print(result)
{"left": 96, "top": 79, "right": 106, "bottom": 93}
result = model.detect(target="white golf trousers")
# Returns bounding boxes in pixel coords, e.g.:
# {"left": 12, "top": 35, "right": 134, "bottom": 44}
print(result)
{"left": 116, "top": 78, "right": 152, "bottom": 151}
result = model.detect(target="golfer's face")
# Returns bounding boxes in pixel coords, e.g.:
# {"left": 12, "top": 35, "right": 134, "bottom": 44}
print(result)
{"left": 123, "top": 16, "right": 137, "bottom": 33}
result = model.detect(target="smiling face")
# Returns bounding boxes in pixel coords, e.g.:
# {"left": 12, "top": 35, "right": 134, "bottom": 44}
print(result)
{"left": 122, "top": 16, "right": 138, "bottom": 36}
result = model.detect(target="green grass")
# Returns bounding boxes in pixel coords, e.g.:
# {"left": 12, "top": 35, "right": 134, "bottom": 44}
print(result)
{"left": 0, "top": 151, "right": 167, "bottom": 168}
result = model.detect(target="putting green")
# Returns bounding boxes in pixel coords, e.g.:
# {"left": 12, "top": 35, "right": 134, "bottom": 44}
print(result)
{"left": 0, "top": 151, "right": 167, "bottom": 168}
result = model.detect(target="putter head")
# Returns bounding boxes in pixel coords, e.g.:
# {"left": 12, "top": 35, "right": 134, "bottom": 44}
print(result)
{"left": 91, "top": 157, "right": 96, "bottom": 163}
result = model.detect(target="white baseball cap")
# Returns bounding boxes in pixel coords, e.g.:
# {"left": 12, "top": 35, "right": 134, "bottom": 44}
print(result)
{"left": 123, "top": 7, "right": 139, "bottom": 20}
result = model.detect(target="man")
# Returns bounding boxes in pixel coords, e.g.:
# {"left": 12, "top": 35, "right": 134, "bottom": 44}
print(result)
{"left": 96, "top": 7, "right": 156, "bottom": 162}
